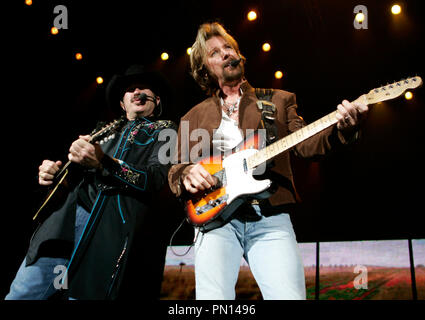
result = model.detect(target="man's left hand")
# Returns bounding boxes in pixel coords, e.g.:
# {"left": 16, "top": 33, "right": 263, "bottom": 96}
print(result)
{"left": 336, "top": 100, "right": 369, "bottom": 133}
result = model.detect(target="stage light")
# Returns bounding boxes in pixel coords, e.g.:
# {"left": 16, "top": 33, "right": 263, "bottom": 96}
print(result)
{"left": 275, "top": 71, "right": 283, "bottom": 79}
{"left": 96, "top": 77, "right": 103, "bottom": 84}
{"left": 75, "top": 53, "right": 83, "bottom": 60}
{"left": 247, "top": 11, "right": 257, "bottom": 21}
{"left": 161, "top": 52, "right": 169, "bottom": 61}
{"left": 405, "top": 91, "right": 413, "bottom": 100}
{"left": 187, "top": 47, "right": 192, "bottom": 55}
{"left": 25, "top": 0, "right": 32, "bottom": 5}
{"left": 262, "top": 43, "right": 271, "bottom": 52}
{"left": 51, "top": 27, "right": 59, "bottom": 35}
{"left": 355, "top": 12, "right": 365, "bottom": 23}
{"left": 391, "top": 4, "right": 401, "bottom": 15}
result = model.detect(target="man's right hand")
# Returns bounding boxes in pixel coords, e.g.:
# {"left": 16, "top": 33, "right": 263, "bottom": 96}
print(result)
{"left": 181, "top": 164, "right": 217, "bottom": 194}
{"left": 38, "top": 160, "right": 62, "bottom": 186}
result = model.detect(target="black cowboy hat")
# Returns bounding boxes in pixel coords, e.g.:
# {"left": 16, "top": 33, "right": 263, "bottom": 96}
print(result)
{"left": 105, "top": 64, "right": 172, "bottom": 114}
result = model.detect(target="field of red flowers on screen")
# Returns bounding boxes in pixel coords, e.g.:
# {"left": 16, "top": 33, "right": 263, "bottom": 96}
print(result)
{"left": 317, "top": 265, "right": 423, "bottom": 300}
{"left": 160, "top": 265, "right": 425, "bottom": 300}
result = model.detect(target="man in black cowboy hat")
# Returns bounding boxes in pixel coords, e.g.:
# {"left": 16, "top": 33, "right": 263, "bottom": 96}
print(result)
{"left": 107, "top": 64, "right": 171, "bottom": 119}
{"left": 5, "top": 65, "right": 177, "bottom": 300}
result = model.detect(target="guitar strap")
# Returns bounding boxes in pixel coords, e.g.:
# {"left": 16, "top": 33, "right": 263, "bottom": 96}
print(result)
{"left": 255, "top": 88, "right": 278, "bottom": 145}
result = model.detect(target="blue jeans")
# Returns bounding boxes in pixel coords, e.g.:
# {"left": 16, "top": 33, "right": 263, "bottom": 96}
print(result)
{"left": 194, "top": 205, "right": 306, "bottom": 300}
{"left": 5, "top": 205, "right": 90, "bottom": 300}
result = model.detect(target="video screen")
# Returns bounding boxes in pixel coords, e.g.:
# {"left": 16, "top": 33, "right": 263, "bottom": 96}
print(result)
{"left": 161, "top": 239, "right": 424, "bottom": 300}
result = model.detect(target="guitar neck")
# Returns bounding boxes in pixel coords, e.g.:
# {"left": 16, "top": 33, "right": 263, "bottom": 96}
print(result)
{"left": 54, "top": 118, "right": 124, "bottom": 178}
{"left": 54, "top": 160, "right": 72, "bottom": 180}
{"left": 53, "top": 132, "right": 99, "bottom": 181}
{"left": 246, "top": 94, "right": 368, "bottom": 169}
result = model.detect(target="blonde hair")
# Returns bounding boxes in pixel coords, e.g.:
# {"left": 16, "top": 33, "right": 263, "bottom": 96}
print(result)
{"left": 190, "top": 22, "right": 246, "bottom": 95}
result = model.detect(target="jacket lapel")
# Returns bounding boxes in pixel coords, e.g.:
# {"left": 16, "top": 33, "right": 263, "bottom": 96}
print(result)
{"left": 197, "top": 95, "right": 222, "bottom": 139}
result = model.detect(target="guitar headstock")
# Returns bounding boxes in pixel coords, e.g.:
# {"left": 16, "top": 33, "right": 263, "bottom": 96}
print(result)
{"left": 365, "top": 76, "right": 422, "bottom": 105}
{"left": 90, "top": 116, "right": 126, "bottom": 144}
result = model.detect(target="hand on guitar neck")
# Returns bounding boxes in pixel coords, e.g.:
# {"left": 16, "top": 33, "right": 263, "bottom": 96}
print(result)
{"left": 335, "top": 99, "right": 369, "bottom": 138}
{"left": 38, "top": 135, "right": 104, "bottom": 187}
{"left": 68, "top": 135, "right": 105, "bottom": 170}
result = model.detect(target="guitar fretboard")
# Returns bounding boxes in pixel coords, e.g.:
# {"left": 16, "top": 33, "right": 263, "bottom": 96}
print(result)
{"left": 246, "top": 94, "right": 372, "bottom": 169}
{"left": 246, "top": 111, "right": 338, "bottom": 169}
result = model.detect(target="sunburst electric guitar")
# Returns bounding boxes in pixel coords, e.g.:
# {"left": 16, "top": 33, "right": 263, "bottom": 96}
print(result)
{"left": 186, "top": 76, "right": 422, "bottom": 230}
{"left": 33, "top": 117, "right": 126, "bottom": 221}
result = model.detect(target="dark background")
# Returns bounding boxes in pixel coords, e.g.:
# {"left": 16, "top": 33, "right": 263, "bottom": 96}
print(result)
{"left": 1, "top": 0, "right": 424, "bottom": 297}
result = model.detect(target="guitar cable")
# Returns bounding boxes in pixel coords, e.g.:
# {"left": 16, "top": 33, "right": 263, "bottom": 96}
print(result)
{"left": 168, "top": 217, "right": 200, "bottom": 257}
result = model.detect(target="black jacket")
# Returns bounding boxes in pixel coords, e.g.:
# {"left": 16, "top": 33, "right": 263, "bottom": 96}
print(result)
{"left": 26, "top": 117, "right": 178, "bottom": 299}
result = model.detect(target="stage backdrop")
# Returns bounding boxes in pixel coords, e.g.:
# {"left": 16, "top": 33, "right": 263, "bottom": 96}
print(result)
{"left": 160, "top": 239, "right": 425, "bottom": 300}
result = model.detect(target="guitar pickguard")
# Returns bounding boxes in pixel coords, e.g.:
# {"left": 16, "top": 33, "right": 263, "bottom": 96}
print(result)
{"left": 186, "top": 148, "right": 272, "bottom": 228}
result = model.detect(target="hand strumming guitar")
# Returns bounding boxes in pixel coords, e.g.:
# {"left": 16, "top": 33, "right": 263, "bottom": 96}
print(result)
{"left": 38, "top": 160, "right": 63, "bottom": 186}
{"left": 181, "top": 163, "right": 218, "bottom": 194}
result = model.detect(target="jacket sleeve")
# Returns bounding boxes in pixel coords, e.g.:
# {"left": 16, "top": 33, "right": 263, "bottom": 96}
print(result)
{"left": 100, "top": 124, "right": 177, "bottom": 193}
{"left": 167, "top": 116, "right": 192, "bottom": 197}
{"left": 285, "top": 92, "right": 358, "bottom": 160}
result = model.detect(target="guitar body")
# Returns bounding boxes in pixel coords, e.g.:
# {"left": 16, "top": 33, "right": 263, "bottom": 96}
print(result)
{"left": 186, "top": 132, "right": 273, "bottom": 230}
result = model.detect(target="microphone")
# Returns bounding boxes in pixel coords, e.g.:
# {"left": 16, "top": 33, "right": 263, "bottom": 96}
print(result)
{"left": 229, "top": 58, "right": 242, "bottom": 67}
{"left": 136, "top": 93, "right": 155, "bottom": 104}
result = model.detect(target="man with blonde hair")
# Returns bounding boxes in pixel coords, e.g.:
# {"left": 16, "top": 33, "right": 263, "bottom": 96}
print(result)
{"left": 168, "top": 22, "right": 368, "bottom": 299}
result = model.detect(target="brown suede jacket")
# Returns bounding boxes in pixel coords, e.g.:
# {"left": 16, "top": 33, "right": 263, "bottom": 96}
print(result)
{"left": 168, "top": 81, "right": 354, "bottom": 207}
